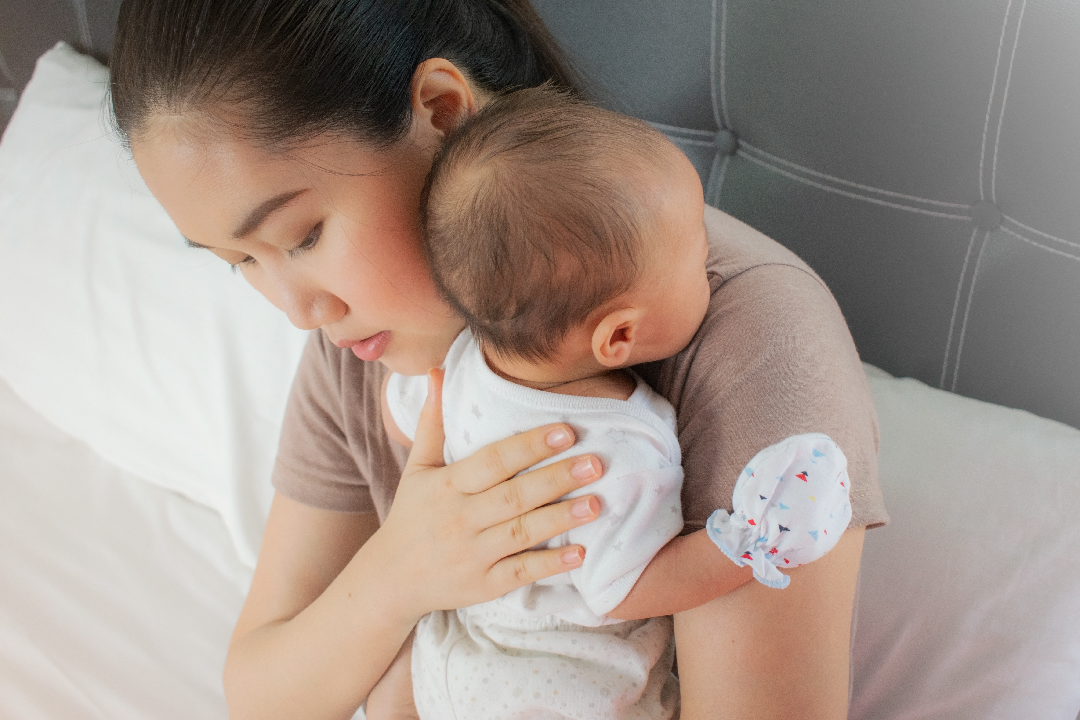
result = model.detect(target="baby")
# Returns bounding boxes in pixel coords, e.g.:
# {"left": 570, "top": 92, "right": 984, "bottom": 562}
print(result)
{"left": 368, "top": 86, "right": 852, "bottom": 719}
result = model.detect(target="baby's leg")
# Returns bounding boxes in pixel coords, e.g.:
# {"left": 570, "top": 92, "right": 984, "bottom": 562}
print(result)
{"left": 364, "top": 630, "right": 419, "bottom": 720}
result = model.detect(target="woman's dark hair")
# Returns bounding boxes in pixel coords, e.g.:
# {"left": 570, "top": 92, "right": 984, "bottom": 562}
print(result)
{"left": 109, "top": 0, "right": 583, "bottom": 147}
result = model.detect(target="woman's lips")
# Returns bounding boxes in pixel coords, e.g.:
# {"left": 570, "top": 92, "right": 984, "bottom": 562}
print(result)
{"left": 348, "top": 331, "right": 392, "bottom": 362}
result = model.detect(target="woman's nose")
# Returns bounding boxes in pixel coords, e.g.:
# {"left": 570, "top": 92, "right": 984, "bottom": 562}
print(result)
{"left": 256, "top": 268, "right": 346, "bottom": 331}
{"left": 280, "top": 286, "right": 347, "bottom": 331}
{"left": 245, "top": 259, "right": 347, "bottom": 331}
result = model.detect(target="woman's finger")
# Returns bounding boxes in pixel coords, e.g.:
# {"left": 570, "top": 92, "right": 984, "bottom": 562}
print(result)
{"left": 405, "top": 369, "right": 446, "bottom": 471}
{"left": 487, "top": 545, "right": 587, "bottom": 595}
{"left": 450, "top": 423, "right": 577, "bottom": 495}
{"left": 480, "top": 493, "right": 599, "bottom": 558}
{"left": 478, "top": 454, "right": 604, "bottom": 526}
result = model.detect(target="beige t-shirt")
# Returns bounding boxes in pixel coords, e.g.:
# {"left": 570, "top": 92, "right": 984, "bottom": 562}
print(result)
{"left": 272, "top": 206, "right": 889, "bottom": 532}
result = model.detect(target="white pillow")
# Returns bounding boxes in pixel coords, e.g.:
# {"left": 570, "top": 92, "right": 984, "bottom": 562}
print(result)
{"left": 0, "top": 43, "right": 309, "bottom": 567}
{"left": 854, "top": 367, "right": 1080, "bottom": 720}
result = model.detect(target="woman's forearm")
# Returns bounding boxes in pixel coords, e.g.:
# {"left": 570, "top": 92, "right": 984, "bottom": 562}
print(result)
{"left": 224, "top": 515, "right": 421, "bottom": 720}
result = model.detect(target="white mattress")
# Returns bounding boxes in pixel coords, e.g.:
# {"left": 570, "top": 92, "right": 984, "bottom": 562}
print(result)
{"left": 0, "top": 376, "right": 250, "bottom": 720}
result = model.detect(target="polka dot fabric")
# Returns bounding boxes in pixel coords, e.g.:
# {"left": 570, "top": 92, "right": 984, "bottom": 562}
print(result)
{"left": 411, "top": 607, "right": 678, "bottom": 719}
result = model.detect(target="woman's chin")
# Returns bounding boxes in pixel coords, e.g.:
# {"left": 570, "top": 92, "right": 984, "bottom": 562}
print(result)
{"left": 374, "top": 323, "right": 464, "bottom": 376}
{"left": 377, "top": 350, "right": 441, "bottom": 377}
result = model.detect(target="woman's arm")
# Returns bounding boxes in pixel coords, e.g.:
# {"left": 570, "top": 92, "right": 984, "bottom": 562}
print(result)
{"left": 224, "top": 371, "right": 603, "bottom": 720}
{"left": 673, "top": 527, "right": 865, "bottom": 720}
{"left": 225, "top": 496, "right": 402, "bottom": 719}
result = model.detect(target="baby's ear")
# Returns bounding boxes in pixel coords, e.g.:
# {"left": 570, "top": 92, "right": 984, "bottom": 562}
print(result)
{"left": 591, "top": 308, "right": 644, "bottom": 368}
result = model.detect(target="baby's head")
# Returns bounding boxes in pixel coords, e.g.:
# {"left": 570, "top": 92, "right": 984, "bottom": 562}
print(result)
{"left": 420, "top": 85, "right": 711, "bottom": 377}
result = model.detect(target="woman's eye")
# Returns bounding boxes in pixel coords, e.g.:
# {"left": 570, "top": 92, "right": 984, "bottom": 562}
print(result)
{"left": 229, "top": 255, "right": 256, "bottom": 273}
{"left": 289, "top": 223, "right": 322, "bottom": 257}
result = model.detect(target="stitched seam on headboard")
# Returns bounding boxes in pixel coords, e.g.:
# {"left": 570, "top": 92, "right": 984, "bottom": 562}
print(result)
{"left": 941, "top": 227, "right": 981, "bottom": 389}
{"left": 950, "top": 232, "right": 991, "bottom": 393}
{"left": 737, "top": 149, "right": 970, "bottom": 220}
{"left": 991, "top": 0, "right": 1027, "bottom": 205}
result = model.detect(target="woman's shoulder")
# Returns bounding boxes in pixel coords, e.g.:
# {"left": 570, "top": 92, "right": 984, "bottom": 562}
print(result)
{"left": 272, "top": 330, "right": 404, "bottom": 517}
{"left": 639, "top": 206, "right": 887, "bottom": 531}
{"left": 653, "top": 249, "right": 868, "bottom": 434}
{"left": 666, "top": 205, "right": 856, "bottom": 388}
{"left": 702, "top": 204, "right": 823, "bottom": 287}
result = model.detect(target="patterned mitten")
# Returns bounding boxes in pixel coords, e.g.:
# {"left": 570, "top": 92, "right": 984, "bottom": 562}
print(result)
{"left": 705, "top": 433, "right": 852, "bottom": 589}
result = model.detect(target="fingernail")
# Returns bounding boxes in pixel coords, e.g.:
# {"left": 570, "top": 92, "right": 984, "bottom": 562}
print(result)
{"left": 570, "top": 497, "right": 596, "bottom": 518}
{"left": 546, "top": 427, "right": 572, "bottom": 449}
{"left": 571, "top": 457, "right": 597, "bottom": 480}
{"left": 562, "top": 548, "right": 584, "bottom": 565}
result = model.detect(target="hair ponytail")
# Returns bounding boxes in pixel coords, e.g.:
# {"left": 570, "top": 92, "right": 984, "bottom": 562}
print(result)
{"left": 482, "top": 0, "right": 584, "bottom": 92}
{"left": 110, "top": 0, "right": 585, "bottom": 148}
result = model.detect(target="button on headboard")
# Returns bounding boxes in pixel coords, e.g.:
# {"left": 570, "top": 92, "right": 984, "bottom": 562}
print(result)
{"left": 538, "top": 0, "right": 1080, "bottom": 430}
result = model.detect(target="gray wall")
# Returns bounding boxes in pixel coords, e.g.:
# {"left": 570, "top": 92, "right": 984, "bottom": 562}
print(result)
{"left": 0, "top": 0, "right": 121, "bottom": 127}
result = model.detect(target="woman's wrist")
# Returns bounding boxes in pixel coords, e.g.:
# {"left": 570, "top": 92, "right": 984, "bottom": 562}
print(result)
{"left": 341, "top": 525, "right": 432, "bottom": 629}
{"left": 224, "top": 531, "right": 420, "bottom": 720}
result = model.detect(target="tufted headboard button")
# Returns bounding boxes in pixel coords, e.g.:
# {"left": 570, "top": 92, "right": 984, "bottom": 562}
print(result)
{"left": 969, "top": 201, "right": 1003, "bottom": 232}
{"left": 714, "top": 129, "right": 740, "bottom": 156}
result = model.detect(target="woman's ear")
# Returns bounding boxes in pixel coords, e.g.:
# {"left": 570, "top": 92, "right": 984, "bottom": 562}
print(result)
{"left": 591, "top": 308, "right": 644, "bottom": 368}
{"left": 409, "top": 58, "right": 480, "bottom": 146}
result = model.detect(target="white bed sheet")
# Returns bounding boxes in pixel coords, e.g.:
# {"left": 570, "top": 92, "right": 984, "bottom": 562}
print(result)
{"left": 3, "top": 349, "right": 1079, "bottom": 720}
{"left": 0, "top": 376, "right": 250, "bottom": 720}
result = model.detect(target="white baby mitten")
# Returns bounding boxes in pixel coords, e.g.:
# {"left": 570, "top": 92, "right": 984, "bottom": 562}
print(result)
{"left": 706, "top": 433, "right": 852, "bottom": 589}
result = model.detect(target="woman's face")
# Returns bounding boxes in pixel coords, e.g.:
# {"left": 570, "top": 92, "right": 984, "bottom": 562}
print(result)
{"left": 132, "top": 119, "right": 465, "bottom": 375}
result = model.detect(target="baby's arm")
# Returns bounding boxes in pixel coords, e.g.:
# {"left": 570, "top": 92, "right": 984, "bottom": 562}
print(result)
{"left": 606, "top": 529, "right": 752, "bottom": 620}
{"left": 364, "top": 631, "right": 419, "bottom": 720}
{"left": 611, "top": 433, "right": 852, "bottom": 620}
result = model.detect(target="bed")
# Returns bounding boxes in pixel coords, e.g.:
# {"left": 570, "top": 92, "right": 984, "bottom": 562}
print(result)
{"left": 1, "top": 2, "right": 1078, "bottom": 719}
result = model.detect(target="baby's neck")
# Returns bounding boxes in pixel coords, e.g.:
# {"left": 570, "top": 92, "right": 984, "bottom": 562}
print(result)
{"left": 484, "top": 351, "right": 636, "bottom": 401}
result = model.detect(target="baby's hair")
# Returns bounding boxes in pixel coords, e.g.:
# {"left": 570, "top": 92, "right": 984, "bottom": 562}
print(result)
{"left": 420, "top": 84, "right": 675, "bottom": 363}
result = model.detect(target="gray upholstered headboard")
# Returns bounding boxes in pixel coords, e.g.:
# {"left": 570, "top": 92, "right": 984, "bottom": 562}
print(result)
{"left": 536, "top": 0, "right": 1080, "bottom": 431}
{"left": 0, "top": 0, "right": 121, "bottom": 121}
{"left": 5, "top": 0, "right": 1078, "bottom": 430}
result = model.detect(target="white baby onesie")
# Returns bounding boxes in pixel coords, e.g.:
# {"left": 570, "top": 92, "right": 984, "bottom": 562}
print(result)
{"left": 386, "top": 329, "right": 683, "bottom": 719}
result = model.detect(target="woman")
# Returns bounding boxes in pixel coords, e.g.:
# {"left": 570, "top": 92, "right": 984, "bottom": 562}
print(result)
{"left": 109, "top": 1, "right": 886, "bottom": 718}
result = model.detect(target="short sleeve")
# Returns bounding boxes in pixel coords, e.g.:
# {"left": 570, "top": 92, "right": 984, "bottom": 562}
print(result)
{"left": 673, "top": 263, "right": 885, "bottom": 528}
{"left": 271, "top": 331, "right": 378, "bottom": 514}
{"left": 569, "top": 466, "right": 684, "bottom": 617}
{"left": 641, "top": 246, "right": 888, "bottom": 533}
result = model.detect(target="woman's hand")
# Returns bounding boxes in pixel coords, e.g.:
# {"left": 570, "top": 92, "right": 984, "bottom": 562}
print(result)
{"left": 224, "top": 369, "right": 602, "bottom": 720}
{"left": 366, "top": 369, "right": 603, "bottom": 622}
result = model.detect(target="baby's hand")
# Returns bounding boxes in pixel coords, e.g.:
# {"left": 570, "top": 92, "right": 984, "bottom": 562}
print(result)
{"left": 365, "top": 631, "right": 420, "bottom": 720}
{"left": 706, "top": 433, "right": 851, "bottom": 589}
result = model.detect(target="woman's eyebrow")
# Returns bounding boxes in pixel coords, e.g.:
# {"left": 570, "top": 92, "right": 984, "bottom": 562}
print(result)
{"left": 231, "top": 189, "right": 308, "bottom": 239}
